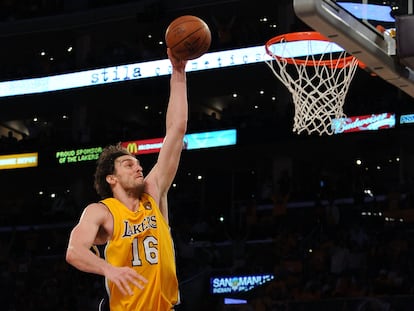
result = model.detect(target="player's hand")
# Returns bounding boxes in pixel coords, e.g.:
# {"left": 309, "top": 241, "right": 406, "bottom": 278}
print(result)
{"left": 167, "top": 48, "right": 187, "bottom": 71}
{"left": 105, "top": 265, "right": 148, "bottom": 296}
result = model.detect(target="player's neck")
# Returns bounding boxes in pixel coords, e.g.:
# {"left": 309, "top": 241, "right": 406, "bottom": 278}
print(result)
{"left": 114, "top": 191, "right": 142, "bottom": 212}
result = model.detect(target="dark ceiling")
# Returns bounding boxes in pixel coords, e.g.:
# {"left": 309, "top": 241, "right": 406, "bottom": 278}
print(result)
{"left": 0, "top": 1, "right": 413, "bottom": 231}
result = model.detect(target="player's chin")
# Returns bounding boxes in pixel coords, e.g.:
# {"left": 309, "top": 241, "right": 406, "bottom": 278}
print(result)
{"left": 132, "top": 183, "right": 145, "bottom": 196}
{"left": 134, "top": 178, "right": 144, "bottom": 188}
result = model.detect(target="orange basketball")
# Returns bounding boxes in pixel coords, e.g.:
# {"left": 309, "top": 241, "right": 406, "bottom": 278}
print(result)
{"left": 165, "top": 15, "right": 211, "bottom": 60}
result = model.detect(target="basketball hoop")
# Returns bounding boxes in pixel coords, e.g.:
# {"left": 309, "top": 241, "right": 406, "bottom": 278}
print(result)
{"left": 265, "top": 31, "right": 361, "bottom": 135}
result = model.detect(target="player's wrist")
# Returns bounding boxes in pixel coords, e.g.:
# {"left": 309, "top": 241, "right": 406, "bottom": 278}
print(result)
{"left": 101, "top": 261, "right": 115, "bottom": 276}
{"left": 171, "top": 71, "right": 186, "bottom": 83}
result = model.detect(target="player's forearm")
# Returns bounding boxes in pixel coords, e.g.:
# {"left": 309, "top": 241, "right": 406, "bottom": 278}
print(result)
{"left": 66, "top": 245, "right": 110, "bottom": 276}
{"left": 166, "top": 71, "right": 188, "bottom": 135}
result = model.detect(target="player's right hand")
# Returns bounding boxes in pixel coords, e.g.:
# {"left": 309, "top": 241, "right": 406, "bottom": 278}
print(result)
{"left": 105, "top": 265, "right": 148, "bottom": 296}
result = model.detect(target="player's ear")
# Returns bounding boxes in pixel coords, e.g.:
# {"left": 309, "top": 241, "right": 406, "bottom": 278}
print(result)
{"left": 106, "top": 175, "right": 116, "bottom": 184}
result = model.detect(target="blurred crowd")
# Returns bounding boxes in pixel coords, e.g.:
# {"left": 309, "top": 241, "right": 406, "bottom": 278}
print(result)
{"left": 1, "top": 170, "right": 414, "bottom": 310}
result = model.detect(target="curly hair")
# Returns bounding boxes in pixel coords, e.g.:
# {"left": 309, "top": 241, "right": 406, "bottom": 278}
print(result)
{"left": 94, "top": 143, "right": 132, "bottom": 199}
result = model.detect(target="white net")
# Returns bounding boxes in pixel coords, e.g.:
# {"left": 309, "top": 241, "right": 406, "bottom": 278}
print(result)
{"left": 265, "top": 35, "right": 359, "bottom": 135}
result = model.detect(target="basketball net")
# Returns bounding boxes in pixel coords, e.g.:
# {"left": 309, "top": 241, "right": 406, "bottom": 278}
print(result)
{"left": 265, "top": 32, "right": 360, "bottom": 135}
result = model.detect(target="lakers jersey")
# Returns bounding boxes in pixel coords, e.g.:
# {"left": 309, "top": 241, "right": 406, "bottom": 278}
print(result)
{"left": 101, "top": 194, "right": 179, "bottom": 310}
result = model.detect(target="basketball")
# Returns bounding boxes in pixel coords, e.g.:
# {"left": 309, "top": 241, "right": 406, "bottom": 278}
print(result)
{"left": 165, "top": 15, "right": 211, "bottom": 60}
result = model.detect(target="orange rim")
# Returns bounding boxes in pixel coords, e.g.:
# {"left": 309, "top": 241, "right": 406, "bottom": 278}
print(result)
{"left": 265, "top": 31, "right": 365, "bottom": 69}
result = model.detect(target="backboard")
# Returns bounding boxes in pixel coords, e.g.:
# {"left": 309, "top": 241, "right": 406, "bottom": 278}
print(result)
{"left": 293, "top": 0, "right": 414, "bottom": 98}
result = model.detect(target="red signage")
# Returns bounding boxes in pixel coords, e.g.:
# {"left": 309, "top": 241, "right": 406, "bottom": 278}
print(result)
{"left": 332, "top": 113, "right": 395, "bottom": 134}
{"left": 121, "top": 138, "right": 164, "bottom": 155}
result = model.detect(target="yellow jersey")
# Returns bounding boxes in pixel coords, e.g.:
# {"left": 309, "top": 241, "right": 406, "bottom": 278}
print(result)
{"left": 101, "top": 194, "right": 179, "bottom": 310}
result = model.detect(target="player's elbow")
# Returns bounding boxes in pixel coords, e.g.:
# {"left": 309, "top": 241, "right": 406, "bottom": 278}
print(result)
{"left": 167, "top": 119, "right": 187, "bottom": 137}
{"left": 177, "top": 122, "right": 187, "bottom": 136}
{"left": 65, "top": 246, "right": 77, "bottom": 266}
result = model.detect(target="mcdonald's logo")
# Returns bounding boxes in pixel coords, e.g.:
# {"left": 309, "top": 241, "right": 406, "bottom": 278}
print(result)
{"left": 126, "top": 142, "right": 138, "bottom": 154}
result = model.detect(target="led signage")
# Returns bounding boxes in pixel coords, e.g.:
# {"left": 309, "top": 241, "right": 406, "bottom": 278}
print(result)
{"left": 332, "top": 113, "right": 395, "bottom": 134}
{"left": 121, "top": 138, "right": 164, "bottom": 155}
{"left": 400, "top": 113, "right": 414, "bottom": 124}
{"left": 55, "top": 129, "right": 237, "bottom": 164}
{"left": 55, "top": 147, "right": 103, "bottom": 164}
{"left": 0, "top": 152, "right": 38, "bottom": 169}
{"left": 210, "top": 274, "right": 274, "bottom": 294}
{"left": 0, "top": 47, "right": 272, "bottom": 98}
{"left": 121, "top": 129, "right": 237, "bottom": 156}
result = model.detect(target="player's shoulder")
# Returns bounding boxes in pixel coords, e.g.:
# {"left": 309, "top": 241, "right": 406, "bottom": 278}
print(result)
{"left": 86, "top": 201, "right": 109, "bottom": 211}
{"left": 81, "top": 201, "right": 111, "bottom": 220}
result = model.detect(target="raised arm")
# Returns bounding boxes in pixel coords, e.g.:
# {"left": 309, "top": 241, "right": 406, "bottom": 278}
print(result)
{"left": 145, "top": 49, "right": 188, "bottom": 220}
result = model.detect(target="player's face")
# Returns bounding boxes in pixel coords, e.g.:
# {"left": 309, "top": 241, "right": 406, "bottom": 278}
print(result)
{"left": 114, "top": 155, "right": 144, "bottom": 190}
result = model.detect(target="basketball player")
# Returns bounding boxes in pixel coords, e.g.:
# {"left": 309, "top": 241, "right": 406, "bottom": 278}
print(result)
{"left": 65, "top": 48, "right": 188, "bottom": 310}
